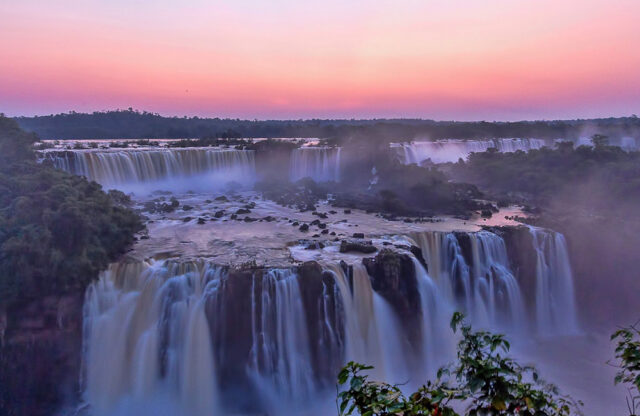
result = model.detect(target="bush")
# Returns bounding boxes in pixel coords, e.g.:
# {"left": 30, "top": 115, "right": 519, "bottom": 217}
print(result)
{"left": 337, "top": 313, "right": 581, "bottom": 416}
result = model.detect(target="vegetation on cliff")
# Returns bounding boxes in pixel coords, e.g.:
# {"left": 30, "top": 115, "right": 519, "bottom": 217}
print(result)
{"left": 0, "top": 115, "right": 143, "bottom": 309}
{"left": 451, "top": 137, "right": 640, "bottom": 215}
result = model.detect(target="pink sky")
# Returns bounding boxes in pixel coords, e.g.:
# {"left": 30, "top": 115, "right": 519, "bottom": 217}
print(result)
{"left": 1, "top": 0, "right": 639, "bottom": 120}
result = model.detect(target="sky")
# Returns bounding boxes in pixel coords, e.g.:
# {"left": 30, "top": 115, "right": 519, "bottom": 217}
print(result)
{"left": 1, "top": 0, "right": 639, "bottom": 120}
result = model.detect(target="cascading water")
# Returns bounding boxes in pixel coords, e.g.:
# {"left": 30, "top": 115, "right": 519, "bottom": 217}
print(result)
{"left": 528, "top": 226, "right": 580, "bottom": 335}
{"left": 82, "top": 261, "right": 222, "bottom": 416}
{"left": 81, "top": 228, "right": 581, "bottom": 415}
{"left": 289, "top": 147, "right": 341, "bottom": 182}
{"left": 325, "top": 264, "right": 409, "bottom": 383}
{"left": 247, "top": 269, "right": 316, "bottom": 409}
{"left": 410, "top": 231, "right": 525, "bottom": 332}
{"left": 392, "top": 138, "right": 547, "bottom": 165}
{"left": 43, "top": 148, "right": 256, "bottom": 192}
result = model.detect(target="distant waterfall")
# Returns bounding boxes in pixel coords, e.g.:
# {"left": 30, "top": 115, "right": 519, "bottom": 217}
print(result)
{"left": 44, "top": 148, "right": 256, "bottom": 191}
{"left": 392, "top": 138, "right": 547, "bottom": 164}
{"left": 290, "top": 147, "right": 341, "bottom": 182}
{"left": 528, "top": 227, "right": 580, "bottom": 335}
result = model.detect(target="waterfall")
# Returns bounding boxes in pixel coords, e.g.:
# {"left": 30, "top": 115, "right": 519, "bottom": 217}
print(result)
{"left": 528, "top": 227, "right": 580, "bottom": 335}
{"left": 82, "top": 261, "right": 222, "bottom": 416}
{"left": 81, "top": 229, "right": 580, "bottom": 414}
{"left": 410, "top": 231, "right": 525, "bottom": 332}
{"left": 247, "top": 269, "right": 316, "bottom": 407}
{"left": 289, "top": 147, "right": 341, "bottom": 182}
{"left": 325, "top": 264, "right": 409, "bottom": 383}
{"left": 392, "top": 138, "right": 547, "bottom": 164}
{"left": 44, "top": 148, "right": 256, "bottom": 192}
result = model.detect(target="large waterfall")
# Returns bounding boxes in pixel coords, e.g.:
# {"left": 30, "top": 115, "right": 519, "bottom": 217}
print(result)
{"left": 44, "top": 148, "right": 256, "bottom": 192}
{"left": 82, "top": 228, "right": 579, "bottom": 415}
{"left": 289, "top": 147, "right": 341, "bottom": 182}
{"left": 392, "top": 138, "right": 547, "bottom": 164}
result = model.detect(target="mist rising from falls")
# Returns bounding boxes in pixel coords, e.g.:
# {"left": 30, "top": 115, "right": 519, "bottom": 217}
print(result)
{"left": 45, "top": 148, "right": 256, "bottom": 193}
{"left": 392, "top": 138, "right": 547, "bottom": 164}
{"left": 290, "top": 147, "right": 341, "bottom": 182}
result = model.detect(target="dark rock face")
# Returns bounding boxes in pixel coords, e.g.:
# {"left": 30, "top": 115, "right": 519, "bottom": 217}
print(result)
{"left": 0, "top": 293, "right": 84, "bottom": 416}
{"left": 340, "top": 240, "right": 377, "bottom": 254}
{"left": 362, "top": 250, "right": 421, "bottom": 350}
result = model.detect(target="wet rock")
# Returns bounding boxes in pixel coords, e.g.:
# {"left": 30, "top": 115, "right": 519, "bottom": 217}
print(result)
{"left": 182, "top": 217, "right": 192, "bottom": 222}
{"left": 312, "top": 211, "right": 328, "bottom": 219}
{"left": 243, "top": 217, "right": 257, "bottom": 223}
{"left": 236, "top": 208, "right": 251, "bottom": 215}
{"left": 340, "top": 240, "right": 377, "bottom": 254}
{"left": 230, "top": 214, "right": 238, "bottom": 220}
{"left": 262, "top": 216, "right": 276, "bottom": 222}
{"left": 329, "top": 210, "right": 337, "bottom": 215}
{"left": 362, "top": 249, "right": 421, "bottom": 346}
{"left": 321, "top": 229, "right": 329, "bottom": 234}
{"left": 197, "top": 218, "right": 206, "bottom": 225}
{"left": 343, "top": 209, "right": 351, "bottom": 214}
{"left": 318, "top": 223, "right": 327, "bottom": 229}
{"left": 299, "top": 223, "right": 309, "bottom": 232}
{"left": 214, "top": 210, "right": 225, "bottom": 218}
{"left": 352, "top": 232, "right": 365, "bottom": 239}
{"left": 182, "top": 205, "right": 194, "bottom": 211}
{"left": 304, "top": 241, "right": 325, "bottom": 250}
{"left": 214, "top": 195, "right": 229, "bottom": 202}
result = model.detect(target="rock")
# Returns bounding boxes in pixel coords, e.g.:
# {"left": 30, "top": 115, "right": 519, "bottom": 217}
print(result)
{"left": 321, "top": 229, "right": 329, "bottom": 234}
{"left": 236, "top": 208, "right": 251, "bottom": 215}
{"left": 182, "top": 205, "right": 194, "bottom": 211}
{"left": 343, "top": 209, "right": 351, "bottom": 214}
{"left": 214, "top": 195, "right": 229, "bottom": 202}
{"left": 352, "top": 232, "right": 365, "bottom": 239}
{"left": 262, "top": 216, "right": 276, "bottom": 222}
{"left": 182, "top": 217, "right": 192, "bottom": 222}
{"left": 214, "top": 210, "right": 225, "bottom": 218}
{"left": 340, "top": 240, "right": 377, "bottom": 254}
{"left": 312, "top": 211, "right": 328, "bottom": 219}
{"left": 305, "top": 241, "right": 325, "bottom": 250}
{"left": 299, "top": 224, "right": 309, "bottom": 232}
{"left": 243, "top": 217, "right": 257, "bottom": 223}
{"left": 230, "top": 214, "right": 238, "bottom": 220}
{"left": 197, "top": 218, "right": 206, "bottom": 225}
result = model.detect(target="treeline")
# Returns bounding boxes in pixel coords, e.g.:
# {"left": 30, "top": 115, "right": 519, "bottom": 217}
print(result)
{"left": 14, "top": 109, "right": 640, "bottom": 141}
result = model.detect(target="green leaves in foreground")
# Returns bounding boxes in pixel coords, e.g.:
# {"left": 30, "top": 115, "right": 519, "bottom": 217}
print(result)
{"left": 610, "top": 321, "right": 640, "bottom": 415}
{"left": 337, "top": 313, "right": 582, "bottom": 416}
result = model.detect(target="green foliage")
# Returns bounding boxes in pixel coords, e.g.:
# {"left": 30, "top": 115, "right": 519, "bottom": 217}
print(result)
{"left": 0, "top": 116, "right": 143, "bottom": 309}
{"left": 337, "top": 313, "right": 581, "bottom": 416}
{"left": 610, "top": 322, "right": 640, "bottom": 415}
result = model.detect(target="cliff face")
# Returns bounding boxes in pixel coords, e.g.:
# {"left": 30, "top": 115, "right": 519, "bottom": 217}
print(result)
{"left": 0, "top": 293, "right": 84, "bottom": 416}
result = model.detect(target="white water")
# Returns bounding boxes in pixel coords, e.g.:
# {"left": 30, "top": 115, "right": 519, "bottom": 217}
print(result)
{"left": 529, "top": 226, "right": 580, "bottom": 335}
{"left": 82, "top": 261, "right": 221, "bottom": 416}
{"left": 45, "top": 148, "right": 256, "bottom": 192}
{"left": 290, "top": 147, "right": 341, "bottom": 182}
{"left": 392, "top": 138, "right": 548, "bottom": 164}
{"left": 247, "top": 269, "right": 316, "bottom": 411}
{"left": 410, "top": 231, "right": 526, "bottom": 333}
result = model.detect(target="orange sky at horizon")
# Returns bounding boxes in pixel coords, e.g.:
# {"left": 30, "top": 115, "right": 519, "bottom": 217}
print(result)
{"left": 1, "top": 0, "right": 639, "bottom": 120}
